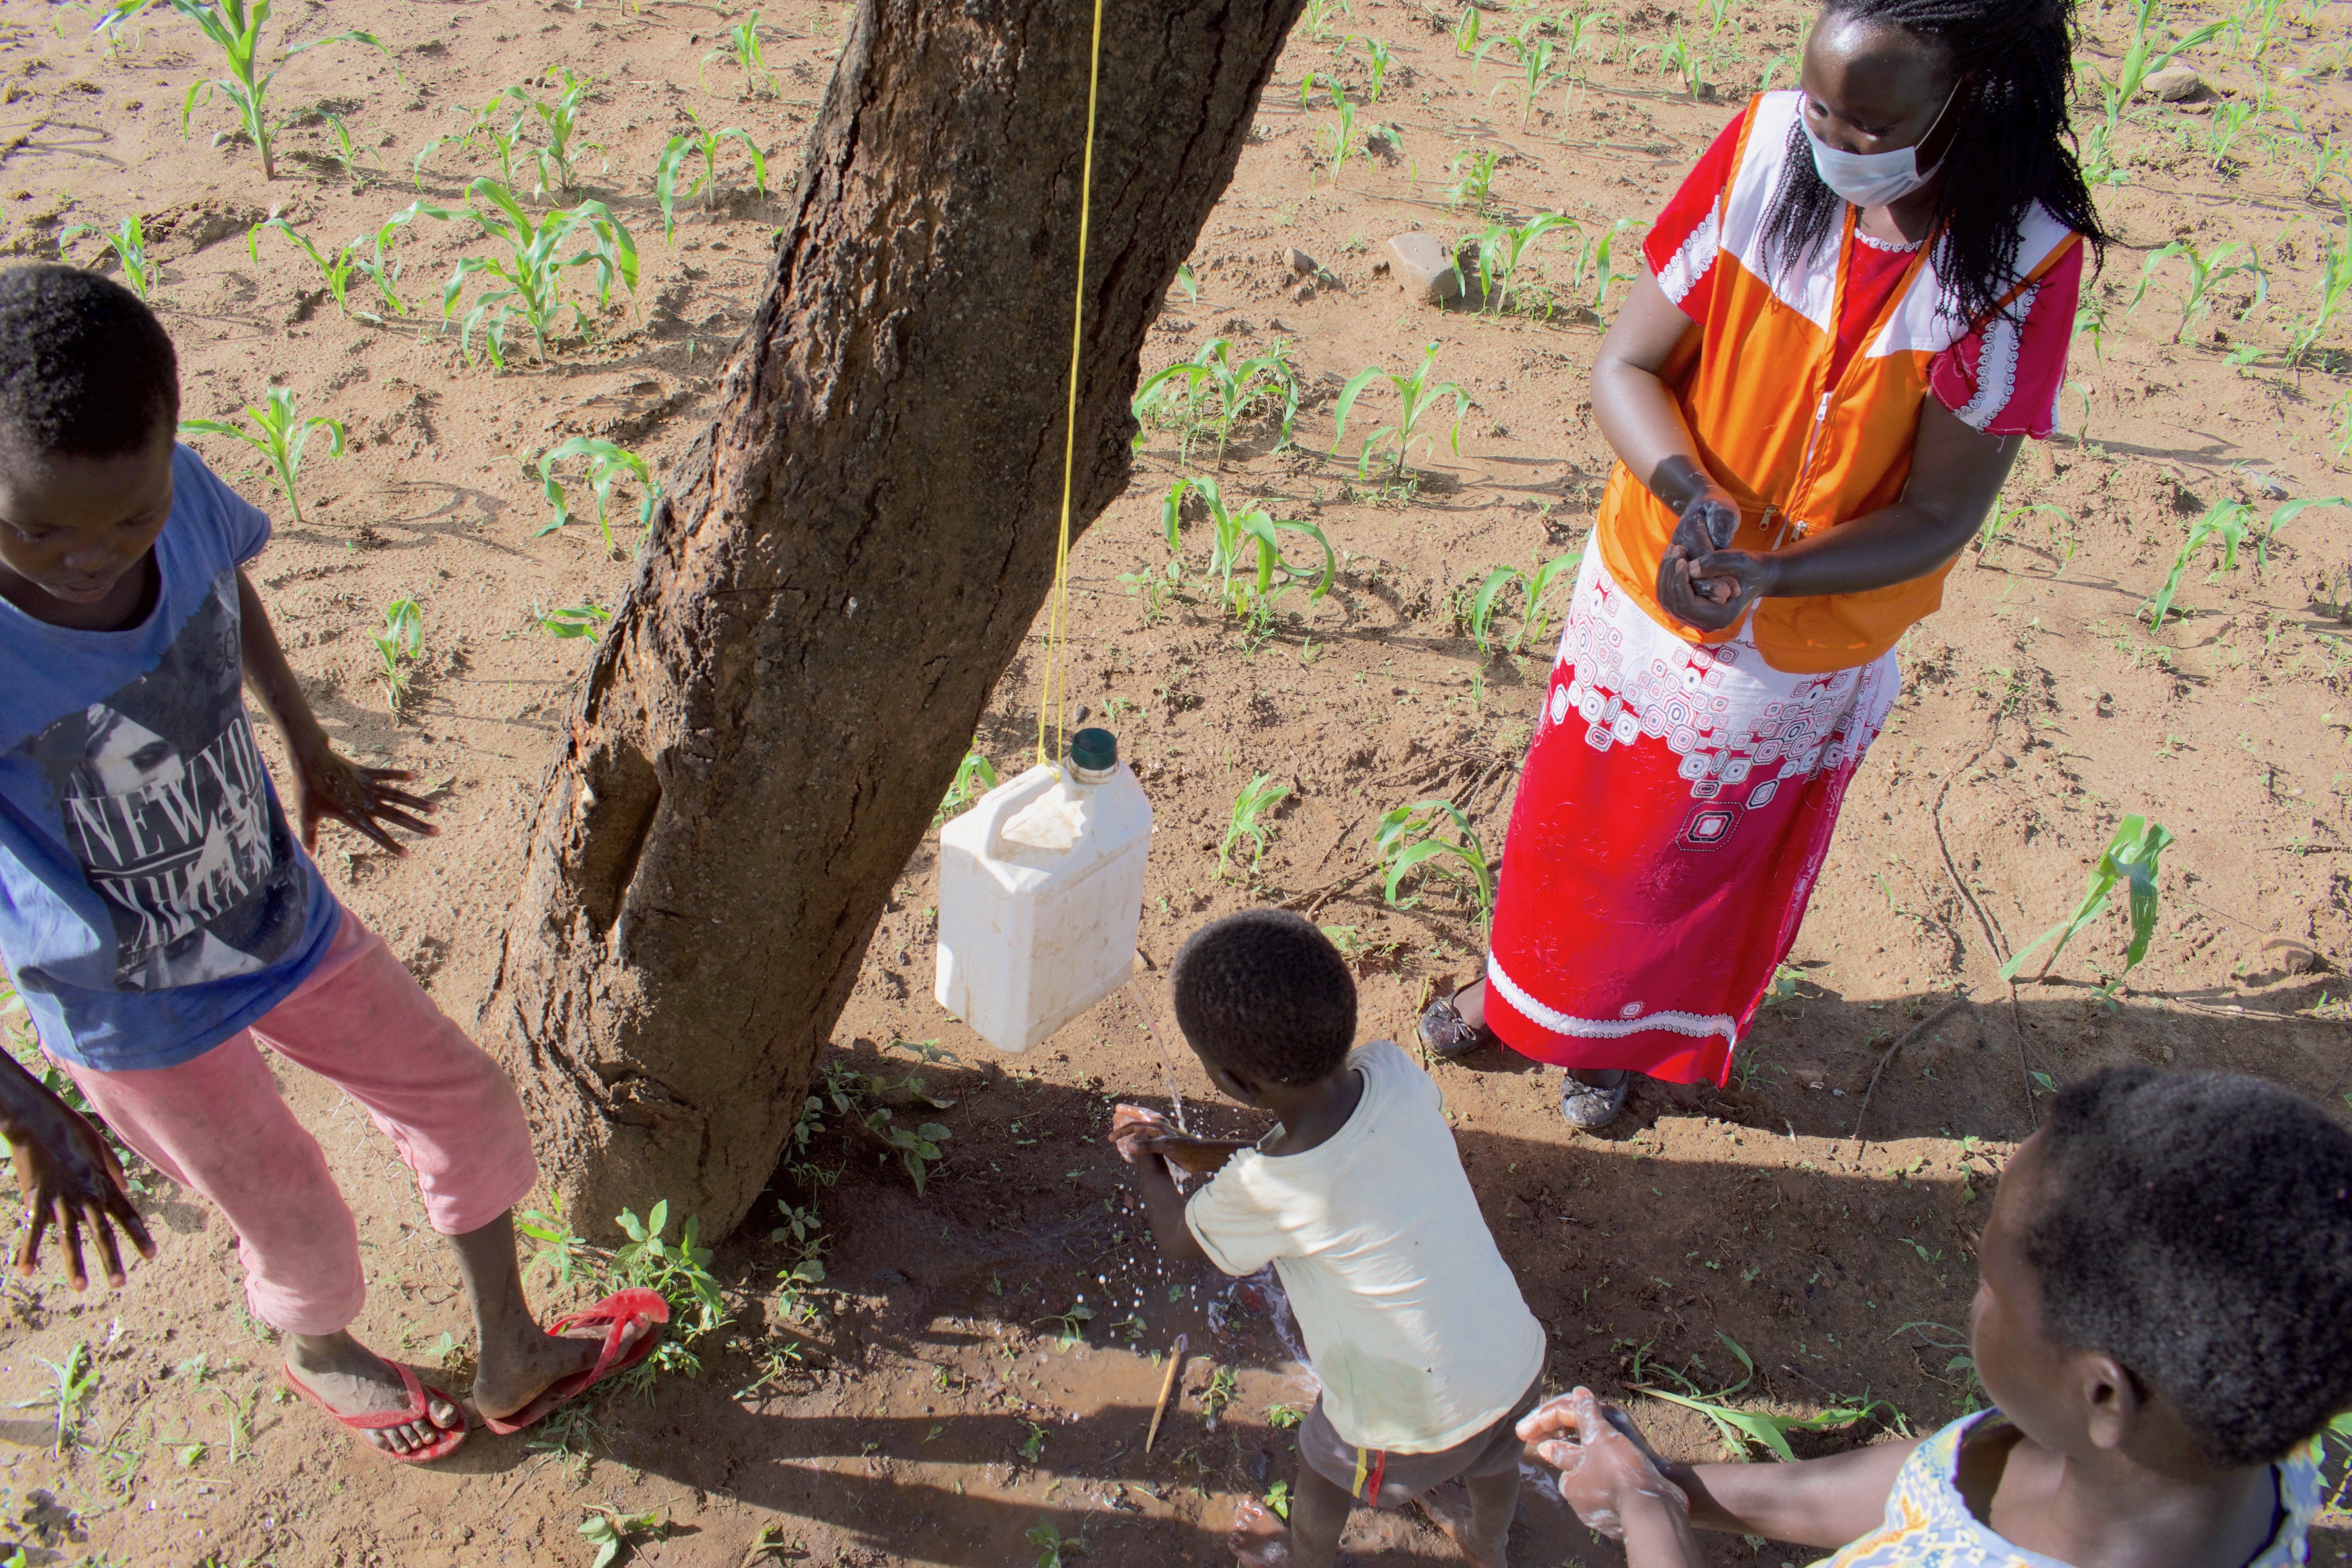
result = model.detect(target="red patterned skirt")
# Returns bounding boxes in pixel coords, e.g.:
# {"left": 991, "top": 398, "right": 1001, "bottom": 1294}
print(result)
{"left": 1484, "top": 550, "right": 1898, "bottom": 1085}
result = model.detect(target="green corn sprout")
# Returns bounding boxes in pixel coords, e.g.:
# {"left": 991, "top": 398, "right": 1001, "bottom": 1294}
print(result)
{"left": 313, "top": 108, "right": 367, "bottom": 187}
{"left": 1468, "top": 211, "right": 1573, "bottom": 313}
{"left": 1589, "top": 216, "right": 1644, "bottom": 313}
{"left": 704, "top": 10, "right": 775, "bottom": 96}
{"left": 1494, "top": 34, "right": 1558, "bottom": 127}
{"left": 2206, "top": 100, "right": 2255, "bottom": 168}
{"left": 372, "top": 597, "right": 424, "bottom": 719}
{"left": 246, "top": 213, "right": 413, "bottom": 319}
{"left": 1332, "top": 342, "right": 1471, "bottom": 488}
{"left": 2289, "top": 213, "right": 2352, "bottom": 366}
{"left": 1219, "top": 773, "right": 1292, "bottom": 879}
{"left": 1131, "top": 338, "right": 1301, "bottom": 468}
{"left": 2144, "top": 495, "right": 2347, "bottom": 629}
{"left": 655, "top": 114, "right": 769, "bottom": 245}
{"left": 2000, "top": 815, "right": 2175, "bottom": 984}
{"left": 2127, "top": 240, "right": 2267, "bottom": 344}
{"left": 415, "top": 85, "right": 533, "bottom": 191}
{"left": 1466, "top": 550, "right": 1579, "bottom": 655}
{"left": 1372, "top": 799, "right": 1495, "bottom": 931}
{"left": 1347, "top": 34, "right": 1394, "bottom": 102}
{"left": 1302, "top": 0, "right": 1352, "bottom": 42}
{"left": 2074, "top": 0, "right": 2224, "bottom": 186}
{"left": 1159, "top": 476, "right": 1335, "bottom": 619}
{"left": 1319, "top": 87, "right": 1359, "bottom": 184}
{"left": 392, "top": 178, "right": 639, "bottom": 367}
{"left": 60, "top": 214, "right": 159, "bottom": 299}
{"left": 933, "top": 748, "right": 998, "bottom": 826}
{"left": 1445, "top": 147, "right": 1500, "bottom": 214}
{"left": 521, "top": 66, "right": 606, "bottom": 195}
{"left": 2307, "top": 136, "right": 2352, "bottom": 199}
{"left": 178, "top": 387, "right": 345, "bottom": 526}
{"left": 1702, "top": 0, "right": 1731, "bottom": 34}
{"left": 1657, "top": 21, "right": 1704, "bottom": 96}
{"left": 1453, "top": 6, "right": 1481, "bottom": 58}
{"left": 533, "top": 601, "right": 612, "bottom": 639}
{"left": 101, "top": 0, "right": 394, "bottom": 181}
{"left": 538, "top": 436, "right": 663, "bottom": 558}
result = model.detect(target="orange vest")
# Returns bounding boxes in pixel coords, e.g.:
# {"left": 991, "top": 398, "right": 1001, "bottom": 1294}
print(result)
{"left": 1597, "top": 91, "right": 2082, "bottom": 674}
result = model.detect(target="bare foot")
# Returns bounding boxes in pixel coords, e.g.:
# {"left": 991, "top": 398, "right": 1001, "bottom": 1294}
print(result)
{"left": 470, "top": 1315, "right": 648, "bottom": 1423}
{"left": 284, "top": 1333, "right": 461, "bottom": 1456}
{"left": 1230, "top": 1499, "right": 1295, "bottom": 1568}
{"left": 1420, "top": 1480, "right": 1510, "bottom": 1568}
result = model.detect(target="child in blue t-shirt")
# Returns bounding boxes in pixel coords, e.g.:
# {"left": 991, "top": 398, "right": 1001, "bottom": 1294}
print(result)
{"left": 1522, "top": 1067, "right": 2347, "bottom": 1568}
{"left": 0, "top": 265, "right": 656, "bottom": 1461}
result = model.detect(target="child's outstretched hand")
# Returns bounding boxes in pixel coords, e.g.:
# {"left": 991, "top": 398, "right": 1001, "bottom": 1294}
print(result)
{"left": 289, "top": 741, "right": 438, "bottom": 857}
{"left": 1109, "top": 1105, "right": 1241, "bottom": 1175}
{"left": 1519, "top": 1387, "right": 1691, "bottom": 1541}
{"left": 4, "top": 1080, "right": 156, "bottom": 1290}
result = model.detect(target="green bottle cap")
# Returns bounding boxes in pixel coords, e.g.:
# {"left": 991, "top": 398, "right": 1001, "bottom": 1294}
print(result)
{"left": 1070, "top": 728, "right": 1117, "bottom": 773}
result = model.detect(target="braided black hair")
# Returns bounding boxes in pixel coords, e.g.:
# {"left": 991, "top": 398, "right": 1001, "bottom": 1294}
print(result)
{"left": 1170, "top": 909, "right": 1357, "bottom": 1087}
{"left": 0, "top": 264, "right": 179, "bottom": 460}
{"left": 2025, "top": 1067, "right": 2352, "bottom": 1468}
{"left": 1759, "top": 0, "right": 2111, "bottom": 329}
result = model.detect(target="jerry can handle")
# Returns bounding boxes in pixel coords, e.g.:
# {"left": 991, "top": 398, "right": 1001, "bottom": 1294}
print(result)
{"left": 955, "top": 762, "right": 1063, "bottom": 860}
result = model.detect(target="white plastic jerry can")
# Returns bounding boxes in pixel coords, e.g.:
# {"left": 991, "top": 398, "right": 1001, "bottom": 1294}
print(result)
{"left": 935, "top": 728, "right": 1153, "bottom": 1053}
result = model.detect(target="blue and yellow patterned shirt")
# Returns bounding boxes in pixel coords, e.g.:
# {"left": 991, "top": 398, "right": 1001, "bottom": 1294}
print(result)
{"left": 1816, "top": 1410, "right": 2323, "bottom": 1568}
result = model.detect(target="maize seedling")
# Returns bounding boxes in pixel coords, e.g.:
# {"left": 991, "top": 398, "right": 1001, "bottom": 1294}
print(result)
{"left": 2000, "top": 815, "right": 2174, "bottom": 984}
{"left": 393, "top": 178, "right": 639, "bottom": 368}
{"left": 372, "top": 597, "right": 424, "bottom": 720}
{"left": 1219, "top": 773, "right": 1292, "bottom": 879}
{"left": 60, "top": 214, "right": 159, "bottom": 299}
{"left": 1332, "top": 342, "right": 1470, "bottom": 489}
{"left": 1159, "top": 476, "right": 1335, "bottom": 621}
{"left": 538, "top": 437, "right": 663, "bottom": 559}
{"left": 1373, "top": 799, "right": 1495, "bottom": 930}
{"left": 246, "top": 213, "right": 414, "bottom": 320}
{"left": 101, "top": 0, "right": 394, "bottom": 181}
{"left": 178, "top": 386, "right": 345, "bottom": 527}
{"left": 655, "top": 114, "right": 770, "bottom": 245}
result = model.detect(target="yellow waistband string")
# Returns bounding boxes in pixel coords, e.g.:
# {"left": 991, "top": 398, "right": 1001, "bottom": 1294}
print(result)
{"left": 1035, "top": 0, "right": 1107, "bottom": 770}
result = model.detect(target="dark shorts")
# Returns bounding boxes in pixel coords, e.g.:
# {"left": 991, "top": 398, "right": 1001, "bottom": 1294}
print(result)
{"left": 1297, "top": 1374, "right": 1543, "bottom": 1510}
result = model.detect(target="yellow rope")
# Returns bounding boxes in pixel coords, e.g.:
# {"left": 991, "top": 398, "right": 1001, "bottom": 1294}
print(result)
{"left": 1036, "top": 0, "right": 1108, "bottom": 769}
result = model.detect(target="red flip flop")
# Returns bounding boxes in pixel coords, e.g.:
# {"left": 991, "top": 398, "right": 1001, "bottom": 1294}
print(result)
{"left": 282, "top": 1358, "right": 469, "bottom": 1463}
{"left": 481, "top": 1287, "right": 669, "bottom": 1436}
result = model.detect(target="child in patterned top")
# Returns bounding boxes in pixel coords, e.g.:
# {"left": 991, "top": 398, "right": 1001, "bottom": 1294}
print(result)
{"left": 1519, "top": 1066, "right": 2349, "bottom": 1568}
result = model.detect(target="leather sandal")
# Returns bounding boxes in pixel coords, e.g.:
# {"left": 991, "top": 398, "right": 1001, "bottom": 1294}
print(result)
{"left": 1417, "top": 990, "right": 1497, "bottom": 1060}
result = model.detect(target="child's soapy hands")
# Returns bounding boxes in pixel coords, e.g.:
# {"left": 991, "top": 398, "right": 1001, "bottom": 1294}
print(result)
{"left": 1519, "top": 1387, "right": 1690, "bottom": 1539}
{"left": 1109, "top": 1105, "right": 1243, "bottom": 1175}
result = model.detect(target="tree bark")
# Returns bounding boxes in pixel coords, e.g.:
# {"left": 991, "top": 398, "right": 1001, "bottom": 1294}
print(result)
{"left": 483, "top": 0, "right": 1303, "bottom": 1240}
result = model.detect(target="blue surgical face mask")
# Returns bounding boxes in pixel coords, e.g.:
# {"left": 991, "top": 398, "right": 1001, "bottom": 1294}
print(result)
{"left": 1804, "top": 80, "right": 1961, "bottom": 208}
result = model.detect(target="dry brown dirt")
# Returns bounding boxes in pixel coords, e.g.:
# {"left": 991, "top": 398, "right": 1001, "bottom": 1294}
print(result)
{"left": 0, "top": 0, "right": 2349, "bottom": 1562}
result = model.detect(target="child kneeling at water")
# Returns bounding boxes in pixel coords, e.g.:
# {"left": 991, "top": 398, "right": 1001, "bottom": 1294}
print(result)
{"left": 1112, "top": 908, "right": 1546, "bottom": 1568}
{"left": 1520, "top": 1066, "right": 2352, "bottom": 1568}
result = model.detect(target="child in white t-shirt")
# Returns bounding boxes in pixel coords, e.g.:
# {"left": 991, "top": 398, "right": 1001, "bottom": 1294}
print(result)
{"left": 1112, "top": 909, "right": 1547, "bottom": 1568}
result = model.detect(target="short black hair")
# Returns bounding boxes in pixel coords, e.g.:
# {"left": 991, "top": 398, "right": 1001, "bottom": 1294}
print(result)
{"left": 1169, "top": 909, "right": 1356, "bottom": 1088}
{"left": 0, "top": 264, "right": 179, "bottom": 461}
{"left": 2025, "top": 1067, "right": 2352, "bottom": 1467}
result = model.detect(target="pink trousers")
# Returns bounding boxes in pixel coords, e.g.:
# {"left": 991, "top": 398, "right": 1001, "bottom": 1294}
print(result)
{"left": 62, "top": 907, "right": 538, "bottom": 1336}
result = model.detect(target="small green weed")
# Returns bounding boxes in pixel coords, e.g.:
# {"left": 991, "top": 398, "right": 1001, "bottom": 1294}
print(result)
{"left": 578, "top": 1504, "right": 674, "bottom": 1568}
{"left": 11, "top": 1342, "right": 96, "bottom": 1452}
{"left": 532, "top": 601, "right": 613, "bottom": 639}
{"left": 1026, "top": 1519, "right": 1085, "bottom": 1567}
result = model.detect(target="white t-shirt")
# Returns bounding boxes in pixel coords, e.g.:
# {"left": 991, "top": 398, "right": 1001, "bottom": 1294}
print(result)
{"left": 1183, "top": 1040, "right": 1546, "bottom": 1452}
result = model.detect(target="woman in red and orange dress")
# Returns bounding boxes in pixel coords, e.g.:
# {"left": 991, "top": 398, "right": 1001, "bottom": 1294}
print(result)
{"left": 1419, "top": 0, "right": 2106, "bottom": 1127}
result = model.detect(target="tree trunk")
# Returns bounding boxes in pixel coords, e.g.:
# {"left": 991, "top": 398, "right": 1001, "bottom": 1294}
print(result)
{"left": 482, "top": 0, "right": 1303, "bottom": 1240}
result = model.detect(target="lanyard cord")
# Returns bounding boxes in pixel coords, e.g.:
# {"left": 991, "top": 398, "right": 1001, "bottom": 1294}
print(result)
{"left": 1034, "top": 0, "right": 1107, "bottom": 770}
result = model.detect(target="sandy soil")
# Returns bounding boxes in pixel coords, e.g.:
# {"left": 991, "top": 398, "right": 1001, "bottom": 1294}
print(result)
{"left": 0, "top": 0, "right": 2349, "bottom": 1561}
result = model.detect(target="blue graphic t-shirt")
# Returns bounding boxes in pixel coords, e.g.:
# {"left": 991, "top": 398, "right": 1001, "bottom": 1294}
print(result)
{"left": 0, "top": 445, "right": 336, "bottom": 1071}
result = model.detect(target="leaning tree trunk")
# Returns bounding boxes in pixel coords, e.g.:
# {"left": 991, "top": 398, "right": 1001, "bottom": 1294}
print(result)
{"left": 482, "top": 0, "right": 1305, "bottom": 1240}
